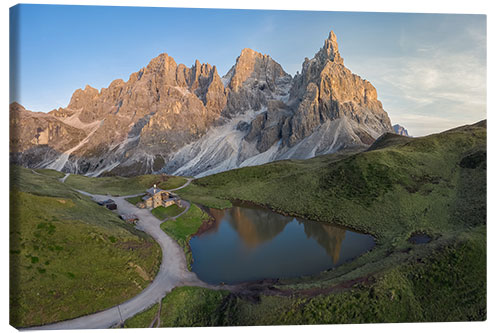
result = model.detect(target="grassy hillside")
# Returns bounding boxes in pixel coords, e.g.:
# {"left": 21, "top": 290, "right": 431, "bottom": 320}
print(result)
{"left": 9, "top": 166, "right": 162, "bottom": 327}
{"left": 125, "top": 286, "right": 230, "bottom": 328}
{"left": 152, "top": 204, "right": 185, "bottom": 220}
{"left": 179, "top": 121, "right": 486, "bottom": 242}
{"left": 33, "top": 169, "right": 66, "bottom": 178}
{"left": 12, "top": 119, "right": 486, "bottom": 327}
{"left": 167, "top": 120, "right": 485, "bottom": 322}
{"left": 127, "top": 228, "right": 485, "bottom": 326}
{"left": 64, "top": 173, "right": 187, "bottom": 196}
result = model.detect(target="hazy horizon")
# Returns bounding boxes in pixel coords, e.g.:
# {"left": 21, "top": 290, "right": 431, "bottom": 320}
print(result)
{"left": 10, "top": 4, "right": 486, "bottom": 136}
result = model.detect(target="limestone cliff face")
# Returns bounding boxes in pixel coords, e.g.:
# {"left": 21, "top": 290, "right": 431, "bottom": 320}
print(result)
{"left": 273, "top": 31, "right": 390, "bottom": 147}
{"left": 10, "top": 103, "right": 88, "bottom": 167}
{"left": 12, "top": 53, "right": 229, "bottom": 175}
{"left": 289, "top": 31, "right": 392, "bottom": 143}
{"left": 240, "top": 30, "right": 393, "bottom": 161}
{"left": 11, "top": 30, "right": 394, "bottom": 177}
{"left": 223, "top": 48, "right": 292, "bottom": 116}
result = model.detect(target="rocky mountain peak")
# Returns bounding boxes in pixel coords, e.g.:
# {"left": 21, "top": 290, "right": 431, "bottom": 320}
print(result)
{"left": 225, "top": 48, "right": 290, "bottom": 92}
{"left": 317, "top": 29, "right": 344, "bottom": 65}
{"left": 283, "top": 29, "right": 392, "bottom": 147}
{"left": 10, "top": 102, "right": 25, "bottom": 112}
{"left": 11, "top": 29, "right": 396, "bottom": 178}
{"left": 84, "top": 84, "right": 96, "bottom": 92}
{"left": 239, "top": 48, "right": 261, "bottom": 60}
{"left": 393, "top": 124, "right": 410, "bottom": 137}
{"left": 222, "top": 48, "right": 292, "bottom": 116}
{"left": 226, "top": 48, "right": 264, "bottom": 92}
{"left": 67, "top": 84, "right": 99, "bottom": 110}
{"left": 327, "top": 30, "right": 337, "bottom": 42}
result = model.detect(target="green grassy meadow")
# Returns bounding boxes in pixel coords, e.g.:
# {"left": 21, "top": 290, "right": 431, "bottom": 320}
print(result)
{"left": 34, "top": 169, "right": 66, "bottom": 178}
{"left": 9, "top": 166, "right": 162, "bottom": 327}
{"left": 64, "top": 174, "right": 187, "bottom": 196}
{"left": 160, "top": 204, "right": 211, "bottom": 269}
{"left": 125, "top": 194, "right": 144, "bottom": 205}
{"left": 125, "top": 286, "right": 230, "bottom": 328}
{"left": 178, "top": 121, "right": 486, "bottom": 243}
{"left": 11, "top": 120, "right": 486, "bottom": 327}
{"left": 158, "top": 176, "right": 187, "bottom": 190}
{"left": 128, "top": 228, "right": 485, "bottom": 326}
{"left": 136, "top": 120, "right": 485, "bottom": 325}
{"left": 151, "top": 204, "right": 185, "bottom": 220}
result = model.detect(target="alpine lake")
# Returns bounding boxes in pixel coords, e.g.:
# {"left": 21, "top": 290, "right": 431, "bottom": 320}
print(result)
{"left": 190, "top": 203, "right": 375, "bottom": 285}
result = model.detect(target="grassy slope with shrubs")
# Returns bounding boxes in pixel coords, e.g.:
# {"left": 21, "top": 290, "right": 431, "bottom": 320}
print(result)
{"left": 10, "top": 166, "right": 162, "bottom": 327}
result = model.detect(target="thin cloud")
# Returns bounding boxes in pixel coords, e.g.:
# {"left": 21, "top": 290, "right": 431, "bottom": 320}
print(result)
{"left": 347, "top": 47, "right": 486, "bottom": 136}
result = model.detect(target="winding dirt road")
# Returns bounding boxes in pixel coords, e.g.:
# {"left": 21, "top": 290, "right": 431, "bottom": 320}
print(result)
{"left": 25, "top": 176, "right": 229, "bottom": 330}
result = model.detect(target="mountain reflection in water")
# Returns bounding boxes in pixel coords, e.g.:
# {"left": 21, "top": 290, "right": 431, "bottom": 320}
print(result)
{"left": 208, "top": 206, "right": 347, "bottom": 263}
{"left": 190, "top": 204, "right": 374, "bottom": 284}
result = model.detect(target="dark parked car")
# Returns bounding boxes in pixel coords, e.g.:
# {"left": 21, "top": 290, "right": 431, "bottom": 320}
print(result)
{"left": 97, "top": 199, "right": 115, "bottom": 206}
{"left": 105, "top": 202, "right": 117, "bottom": 210}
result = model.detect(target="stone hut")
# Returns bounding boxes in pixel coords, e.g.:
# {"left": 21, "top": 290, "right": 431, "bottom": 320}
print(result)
{"left": 138, "top": 184, "right": 182, "bottom": 209}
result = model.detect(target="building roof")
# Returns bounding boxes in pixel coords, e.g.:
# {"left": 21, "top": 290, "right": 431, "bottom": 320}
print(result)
{"left": 105, "top": 202, "right": 117, "bottom": 210}
{"left": 146, "top": 186, "right": 167, "bottom": 196}
{"left": 120, "top": 214, "right": 139, "bottom": 222}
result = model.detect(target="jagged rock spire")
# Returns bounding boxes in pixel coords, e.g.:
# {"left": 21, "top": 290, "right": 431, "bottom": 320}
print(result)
{"left": 319, "top": 30, "right": 344, "bottom": 65}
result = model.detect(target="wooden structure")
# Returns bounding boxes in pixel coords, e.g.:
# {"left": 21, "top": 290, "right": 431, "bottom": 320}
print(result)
{"left": 120, "top": 214, "right": 139, "bottom": 224}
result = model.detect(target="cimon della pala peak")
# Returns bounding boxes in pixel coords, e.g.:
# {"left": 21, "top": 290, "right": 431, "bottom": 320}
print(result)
{"left": 10, "top": 30, "right": 395, "bottom": 177}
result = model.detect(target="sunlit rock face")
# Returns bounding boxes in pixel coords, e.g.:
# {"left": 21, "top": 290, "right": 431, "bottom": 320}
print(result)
{"left": 10, "top": 30, "right": 393, "bottom": 177}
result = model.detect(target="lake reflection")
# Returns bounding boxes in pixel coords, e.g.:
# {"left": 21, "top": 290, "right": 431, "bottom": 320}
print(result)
{"left": 190, "top": 204, "right": 374, "bottom": 284}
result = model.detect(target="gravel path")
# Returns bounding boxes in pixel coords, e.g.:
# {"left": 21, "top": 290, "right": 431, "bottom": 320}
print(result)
{"left": 25, "top": 177, "right": 231, "bottom": 330}
{"left": 59, "top": 173, "right": 70, "bottom": 183}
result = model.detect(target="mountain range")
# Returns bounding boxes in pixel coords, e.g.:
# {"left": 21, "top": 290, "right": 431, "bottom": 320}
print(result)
{"left": 10, "top": 30, "right": 397, "bottom": 177}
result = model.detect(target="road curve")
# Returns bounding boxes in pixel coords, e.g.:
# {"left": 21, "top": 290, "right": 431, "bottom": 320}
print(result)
{"left": 24, "top": 187, "right": 230, "bottom": 330}
{"left": 168, "top": 177, "right": 194, "bottom": 192}
{"left": 59, "top": 173, "right": 70, "bottom": 183}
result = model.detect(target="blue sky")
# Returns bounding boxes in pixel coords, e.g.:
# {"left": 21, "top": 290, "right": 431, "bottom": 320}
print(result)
{"left": 10, "top": 4, "right": 486, "bottom": 136}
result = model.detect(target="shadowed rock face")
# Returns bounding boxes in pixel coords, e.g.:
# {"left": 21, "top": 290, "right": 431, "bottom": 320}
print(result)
{"left": 10, "top": 30, "right": 394, "bottom": 177}
{"left": 9, "top": 103, "right": 88, "bottom": 167}
{"left": 222, "top": 48, "right": 293, "bottom": 117}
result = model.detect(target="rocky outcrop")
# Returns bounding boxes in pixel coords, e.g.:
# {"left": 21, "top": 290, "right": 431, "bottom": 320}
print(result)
{"left": 393, "top": 124, "right": 410, "bottom": 137}
{"left": 11, "top": 30, "right": 394, "bottom": 177}
{"left": 238, "top": 30, "right": 393, "bottom": 161}
{"left": 223, "top": 48, "right": 292, "bottom": 116}
{"left": 10, "top": 103, "right": 88, "bottom": 167}
{"left": 284, "top": 30, "right": 392, "bottom": 147}
{"left": 11, "top": 53, "right": 229, "bottom": 175}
